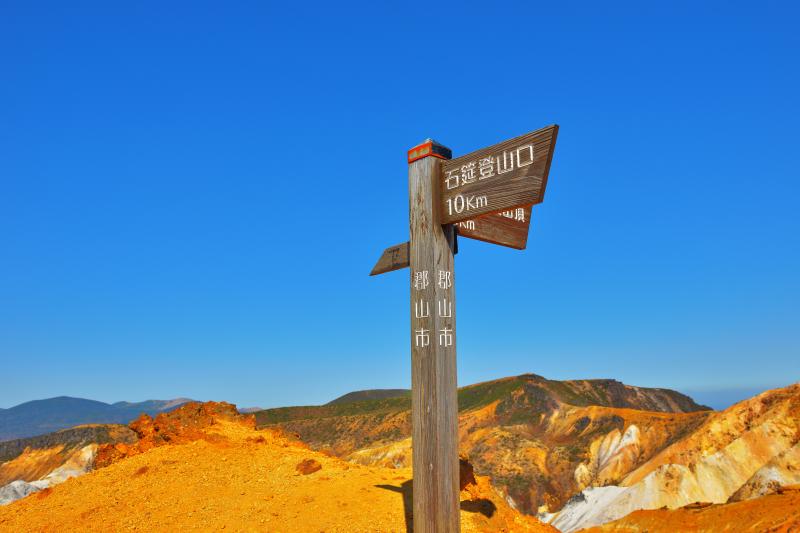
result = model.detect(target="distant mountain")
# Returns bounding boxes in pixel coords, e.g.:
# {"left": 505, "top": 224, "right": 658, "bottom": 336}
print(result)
{"left": 326, "top": 389, "right": 410, "bottom": 405}
{"left": 237, "top": 407, "right": 264, "bottom": 414}
{"left": 0, "top": 397, "right": 193, "bottom": 441}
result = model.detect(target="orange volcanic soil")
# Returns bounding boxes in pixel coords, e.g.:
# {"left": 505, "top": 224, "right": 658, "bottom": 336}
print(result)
{"left": 0, "top": 403, "right": 556, "bottom": 532}
{"left": 579, "top": 486, "right": 800, "bottom": 533}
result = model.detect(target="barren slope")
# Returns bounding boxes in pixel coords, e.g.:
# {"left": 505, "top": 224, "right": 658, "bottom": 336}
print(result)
{"left": 0, "top": 402, "right": 556, "bottom": 533}
{"left": 578, "top": 486, "right": 800, "bottom": 533}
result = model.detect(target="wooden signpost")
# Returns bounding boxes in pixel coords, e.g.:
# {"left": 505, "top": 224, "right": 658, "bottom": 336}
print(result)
{"left": 370, "top": 126, "right": 558, "bottom": 532}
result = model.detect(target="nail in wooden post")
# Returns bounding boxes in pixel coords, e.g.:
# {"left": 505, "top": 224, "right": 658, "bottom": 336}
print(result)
{"left": 408, "top": 139, "right": 459, "bottom": 532}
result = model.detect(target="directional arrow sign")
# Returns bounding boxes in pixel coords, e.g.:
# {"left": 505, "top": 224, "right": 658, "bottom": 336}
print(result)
{"left": 370, "top": 240, "right": 460, "bottom": 276}
{"left": 456, "top": 205, "right": 533, "bottom": 250}
{"left": 439, "top": 125, "right": 558, "bottom": 224}
{"left": 369, "top": 242, "right": 409, "bottom": 276}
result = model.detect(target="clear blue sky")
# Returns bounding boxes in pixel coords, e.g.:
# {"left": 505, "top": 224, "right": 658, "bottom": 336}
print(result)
{"left": 1, "top": 1, "right": 798, "bottom": 409}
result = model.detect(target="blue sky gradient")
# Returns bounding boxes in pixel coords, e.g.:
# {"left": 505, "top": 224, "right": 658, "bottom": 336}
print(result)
{"left": 1, "top": 1, "right": 798, "bottom": 409}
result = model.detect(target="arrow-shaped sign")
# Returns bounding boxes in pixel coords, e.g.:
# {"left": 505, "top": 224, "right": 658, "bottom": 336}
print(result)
{"left": 369, "top": 242, "right": 410, "bottom": 276}
{"left": 456, "top": 205, "right": 532, "bottom": 250}
{"left": 439, "top": 125, "right": 557, "bottom": 224}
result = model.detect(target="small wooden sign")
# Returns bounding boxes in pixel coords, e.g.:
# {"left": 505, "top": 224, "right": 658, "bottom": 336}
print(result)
{"left": 439, "top": 125, "right": 558, "bottom": 224}
{"left": 456, "top": 205, "right": 532, "bottom": 250}
{"left": 370, "top": 240, "right": 461, "bottom": 275}
{"left": 370, "top": 242, "right": 410, "bottom": 276}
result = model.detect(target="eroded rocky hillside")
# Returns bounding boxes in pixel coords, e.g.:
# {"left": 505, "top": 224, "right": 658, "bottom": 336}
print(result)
{"left": 254, "top": 374, "right": 712, "bottom": 514}
{"left": 544, "top": 383, "right": 800, "bottom": 531}
{"left": 0, "top": 425, "right": 136, "bottom": 505}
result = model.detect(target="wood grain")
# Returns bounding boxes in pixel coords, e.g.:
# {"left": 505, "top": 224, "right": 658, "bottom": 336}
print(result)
{"left": 369, "top": 242, "right": 410, "bottom": 276}
{"left": 409, "top": 154, "right": 460, "bottom": 533}
{"left": 456, "top": 205, "right": 533, "bottom": 250}
{"left": 439, "top": 125, "right": 558, "bottom": 224}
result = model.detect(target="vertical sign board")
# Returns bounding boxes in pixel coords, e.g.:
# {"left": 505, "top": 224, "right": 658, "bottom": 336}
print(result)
{"left": 440, "top": 125, "right": 558, "bottom": 224}
{"left": 407, "top": 140, "right": 460, "bottom": 532}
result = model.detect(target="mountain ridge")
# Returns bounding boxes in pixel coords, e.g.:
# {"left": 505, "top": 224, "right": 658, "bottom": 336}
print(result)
{"left": 0, "top": 397, "right": 194, "bottom": 442}
{"left": 252, "top": 373, "right": 712, "bottom": 514}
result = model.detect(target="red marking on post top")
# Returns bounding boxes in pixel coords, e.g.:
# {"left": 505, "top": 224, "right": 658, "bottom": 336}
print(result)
{"left": 407, "top": 139, "right": 452, "bottom": 164}
{"left": 407, "top": 142, "right": 433, "bottom": 163}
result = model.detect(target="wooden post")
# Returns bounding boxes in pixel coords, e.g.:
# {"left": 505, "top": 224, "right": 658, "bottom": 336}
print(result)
{"left": 408, "top": 140, "right": 459, "bottom": 532}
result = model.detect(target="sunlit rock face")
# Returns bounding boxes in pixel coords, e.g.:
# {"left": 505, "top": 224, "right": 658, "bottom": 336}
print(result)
{"left": 0, "top": 424, "right": 137, "bottom": 506}
{"left": 0, "top": 444, "right": 96, "bottom": 505}
{"left": 542, "top": 383, "right": 800, "bottom": 532}
{"left": 729, "top": 442, "right": 800, "bottom": 502}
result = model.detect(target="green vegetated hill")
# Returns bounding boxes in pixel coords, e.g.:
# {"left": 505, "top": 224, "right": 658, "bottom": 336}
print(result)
{"left": 325, "top": 389, "right": 410, "bottom": 405}
{"left": 253, "top": 373, "right": 712, "bottom": 514}
{"left": 255, "top": 373, "right": 708, "bottom": 427}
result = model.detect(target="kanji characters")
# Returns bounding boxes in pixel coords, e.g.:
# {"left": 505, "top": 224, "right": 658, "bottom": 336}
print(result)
{"left": 438, "top": 270, "right": 452, "bottom": 289}
{"left": 478, "top": 157, "right": 494, "bottom": 179}
{"left": 444, "top": 141, "right": 534, "bottom": 189}
{"left": 438, "top": 298, "right": 452, "bottom": 318}
{"left": 461, "top": 162, "right": 477, "bottom": 185}
{"left": 413, "top": 270, "right": 429, "bottom": 290}
{"left": 445, "top": 170, "right": 460, "bottom": 190}
{"left": 415, "top": 299, "right": 430, "bottom": 319}
{"left": 415, "top": 328, "right": 430, "bottom": 347}
{"left": 497, "top": 150, "right": 515, "bottom": 174}
{"left": 517, "top": 144, "right": 534, "bottom": 167}
{"left": 438, "top": 327, "right": 453, "bottom": 347}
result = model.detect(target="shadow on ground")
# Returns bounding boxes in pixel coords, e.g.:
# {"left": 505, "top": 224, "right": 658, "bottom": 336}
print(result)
{"left": 376, "top": 479, "right": 496, "bottom": 533}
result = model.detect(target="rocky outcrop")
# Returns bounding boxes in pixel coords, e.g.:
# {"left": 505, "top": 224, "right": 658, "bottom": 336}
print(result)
{"left": 95, "top": 401, "right": 253, "bottom": 468}
{"left": 542, "top": 383, "right": 800, "bottom": 532}
{"left": 574, "top": 425, "right": 642, "bottom": 490}
{"left": 0, "top": 444, "right": 96, "bottom": 505}
{"left": 347, "top": 437, "right": 412, "bottom": 469}
{"left": 729, "top": 442, "right": 800, "bottom": 501}
{"left": 0, "top": 424, "right": 136, "bottom": 466}
{"left": 0, "top": 424, "right": 137, "bottom": 506}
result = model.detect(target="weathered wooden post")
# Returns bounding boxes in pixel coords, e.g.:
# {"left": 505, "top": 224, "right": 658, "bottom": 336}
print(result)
{"left": 370, "top": 126, "right": 559, "bottom": 532}
{"left": 407, "top": 139, "right": 459, "bottom": 532}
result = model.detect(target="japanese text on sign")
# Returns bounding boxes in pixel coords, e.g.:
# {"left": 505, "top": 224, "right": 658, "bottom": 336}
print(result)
{"left": 444, "top": 144, "right": 535, "bottom": 191}
{"left": 412, "top": 269, "right": 455, "bottom": 348}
